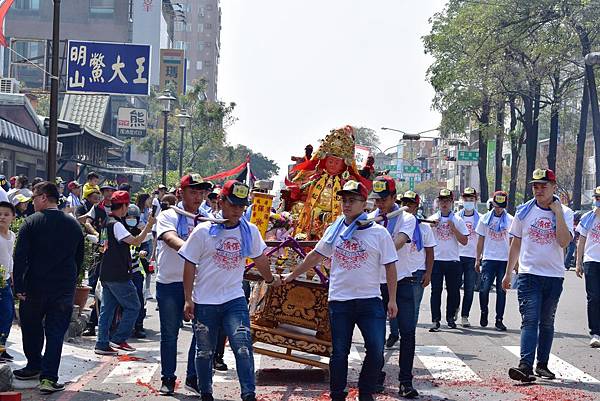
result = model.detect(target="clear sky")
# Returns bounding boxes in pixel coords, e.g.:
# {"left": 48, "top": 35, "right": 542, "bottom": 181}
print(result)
{"left": 218, "top": 0, "right": 447, "bottom": 184}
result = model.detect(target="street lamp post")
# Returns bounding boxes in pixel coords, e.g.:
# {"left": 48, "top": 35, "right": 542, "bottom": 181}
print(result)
{"left": 175, "top": 108, "right": 191, "bottom": 178}
{"left": 157, "top": 90, "right": 176, "bottom": 186}
{"left": 47, "top": 0, "right": 61, "bottom": 181}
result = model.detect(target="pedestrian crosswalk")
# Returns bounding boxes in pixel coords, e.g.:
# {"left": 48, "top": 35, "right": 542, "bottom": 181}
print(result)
{"left": 3, "top": 340, "right": 598, "bottom": 390}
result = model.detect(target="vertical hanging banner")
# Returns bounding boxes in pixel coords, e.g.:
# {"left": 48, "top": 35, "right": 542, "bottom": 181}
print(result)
{"left": 159, "top": 48, "right": 185, "bottom": 95}
{"left": 66, "top": 40, "right": 151, "bottom": 96}
{"left": 250, "top": 193, "right": 274, "bottom": 239}
{"left": 354, "top": 145, "right": 371, "bottom": 168}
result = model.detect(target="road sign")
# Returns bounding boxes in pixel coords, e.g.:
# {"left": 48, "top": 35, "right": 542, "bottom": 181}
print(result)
{"left": 403, "top": 165, "right": 421, "bottom": 174}
{"left": 159, "top": 49, "right": 185, "bottom": 95}
{"left": 66, "top": 40, "right": 151, "bottom": 96}
{"left": 409, "top": 177, "right": 415, "bottom": 190}
{"left": 458, "top": 150, "right": 479, "bottom": 162}
{"left": 117, "top": 108, "right": 147, "bottom": 137}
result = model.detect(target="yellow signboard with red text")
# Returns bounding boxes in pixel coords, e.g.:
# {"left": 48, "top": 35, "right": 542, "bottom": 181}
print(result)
{"left": 249, "top": 193, "right": 274, "bottom": 239}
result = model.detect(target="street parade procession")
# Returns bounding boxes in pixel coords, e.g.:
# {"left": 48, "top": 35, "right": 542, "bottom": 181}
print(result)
{"left": 2, "top": 1, "right": 600, "bottom": 401}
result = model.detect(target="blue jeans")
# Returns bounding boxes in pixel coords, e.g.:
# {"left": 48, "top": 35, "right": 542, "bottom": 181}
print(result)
{"left": 458, "top": 256, "right": 476, "bottom": 318}
{"left": 329, "top": 297, "right": 385, "bottom": 398}
{"left": 564, "top": 240, "right": 576, "bottom": 268}
{"left": 430, "top": 261, "right": 461, "bottom": 323}
{"left": 479, "top": 260, "right": 507, "bottom": 321}
{"left": 380, "top": 284, "right": 399, "bottom": 337}
{"left": 131, "top": 272, "right": 146, "bottom": 329}
{"left": 19, "top": 291, "right": 73, "bottom": 382}
{"left": 96, "top": 280, "right": 141, "bottom": 347}
{"left": 517, "top": 274, "right": 563, "bottom": 368}
{"left": 156, "top": 281, "right": 196, "bottom": 380}
{"left": 412, "top": 270, "right": 426, "bottom": 327}
{"left": 193, "top": 296, "right": 255, "bottom": 398}
{"left": 583, "top": 262, "right": 600, "bottom": 336}
{"left": 0, "top": 279, "right": 14, "bottom": 346}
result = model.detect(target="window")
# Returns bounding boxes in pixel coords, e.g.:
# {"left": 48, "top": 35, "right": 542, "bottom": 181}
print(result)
{"left": 197, "top": 23, "right": 204, "bottom": 33}
{"left": 196, "top": 61, "right": 203, "bottom": 71}
{"left": 14, "top": 0, "right": 39, "bottom": 10}
{"left": 174, "top": 41, "right": 189, "bottom": 51}
{"left": 198, "top": 7, "right": 205, "bottom": 17}
{"left": 204, "top": 60, "right": 213, "bottom": 67}
{"left": 206, "top": 4, "right": 214, "bottom": 11}
{"left": 197, "top": 41, "right": 205, "bottom": 51}
{"left": 90, "top": 0, "right": 114, "bottom": 15}
{"left": 205, "top": 23, "right": 213, "bottom": 30}
{"left": 175, "top": 21, "right": 185, "bottom": 32}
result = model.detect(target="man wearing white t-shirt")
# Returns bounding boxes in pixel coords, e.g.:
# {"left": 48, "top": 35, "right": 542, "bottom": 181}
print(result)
{"left": 428, "top": 189, "right": 469, "bottom": 331}
{"left": 575, "top": 186, "right": 600, "bottom": 348}
{"left": 284, "top": 180, "right": 398, "bottom": 401}
{"left": 457, "top": 187, "right": 482, "bottom": 327}
{"left": 180, "top": 180, "right": 280, "bottom": 401}
{"left": 475, "top": 191, "right": 513, "bottom": 331}
{"left": 503, "top": 169, "right": 574, "bottom": 383}
{"left": 368, "top": 177, "right": 418, "bottom": 398}
{"left": 155, "top": 174, "right": 213, "bottom": 396}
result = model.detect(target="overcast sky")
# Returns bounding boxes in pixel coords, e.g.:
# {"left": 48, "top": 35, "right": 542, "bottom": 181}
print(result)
{"left": 218, "top": 0, "right": 447, "bottom": 183}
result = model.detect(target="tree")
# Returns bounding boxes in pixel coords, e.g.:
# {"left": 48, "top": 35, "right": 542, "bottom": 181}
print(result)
{"left": 353, "top": 127, "right": 380, "bottom": 148}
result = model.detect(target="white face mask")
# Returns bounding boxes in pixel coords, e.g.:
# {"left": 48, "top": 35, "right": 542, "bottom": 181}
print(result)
{"left": 463, "top": 201, "right": 475, "bottom": 211}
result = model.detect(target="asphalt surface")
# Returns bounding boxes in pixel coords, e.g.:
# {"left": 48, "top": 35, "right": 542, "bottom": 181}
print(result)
{"left": 3, "top": 270, "right": 598, "bottom": 401}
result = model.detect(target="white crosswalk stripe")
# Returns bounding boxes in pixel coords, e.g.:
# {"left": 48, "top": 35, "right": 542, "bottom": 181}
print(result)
{"left": 416, "top": 345, "right": 482, "bottom": 382}
{"left": 503, "top": 346, "right": 600, "bottom": 383}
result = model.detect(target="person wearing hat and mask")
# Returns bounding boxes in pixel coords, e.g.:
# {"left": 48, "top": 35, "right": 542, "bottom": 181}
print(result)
{"left": 575, "top": 186, "right": 600, "bottom": 348}
{"left": 284, "top": 180, "right": 398, "bottom": 401}
{"left": 456, "top": 187, "right": 482, "bottom": 327}
{"left": 368, "top": 177, "right": 418, "bottom": 398}
{"left": 428, "top": 189, "right": 469, "bottom": 331}
{"left": 155, "top": 173, "right": 213, "bottom": 396}
{"left": 94, "top": 191, "right": 155, "bottom": 356}
{"left": 181, "top": 180, "right": 280, "bottom": 401}
{"left": 475, "top": 191, "right": 513, "bottom": 331}
{"left": 398, "top": 191, "right": 437, "bottom": 328}
{"left": 502, "top": 169, "right": 574, "bottom": 383}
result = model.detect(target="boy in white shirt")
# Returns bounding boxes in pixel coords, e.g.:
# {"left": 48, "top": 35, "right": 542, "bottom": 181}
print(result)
{"left": 428, "top": 189, "right": 469, "bottom": 331}
{"left": 0, "top": 201, "right": 16, "bottom": 362}
{"left": 284, "top": 180, "right": 398, "bottom": 401}
{"left": 575, "top": 186, "right": 600, "bottom": 348}
{"left": 180, "top": 180, "right": 280, "bottom": 401}
{"left": 503, "top": 169, "right": 574, "bottom": 382}
{"left": 475, "top": 191, "right": 513, "bottom": 331}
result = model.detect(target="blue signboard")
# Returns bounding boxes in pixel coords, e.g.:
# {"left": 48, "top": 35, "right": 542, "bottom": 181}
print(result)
{"left": 66, "top": 40, "right": 151, "bottom": 96}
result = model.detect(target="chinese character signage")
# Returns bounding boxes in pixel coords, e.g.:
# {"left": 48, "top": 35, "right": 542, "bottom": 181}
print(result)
{"left": 354, "top": 145, "right": 371, "bottom": 168}
{"left": 250, "top": 193, "right": 274, "bottom": 239}
{"left": 66, "top": 40, "right": 151, "bottom": 96}
{"left": 159, "top": 49, "right": 185, "bottom": 95}
{"left": 117, "top": 108, "right": 147, "bottom": 138}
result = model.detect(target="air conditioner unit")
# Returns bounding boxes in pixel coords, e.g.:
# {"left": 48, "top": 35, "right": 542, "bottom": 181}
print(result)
{"left": 0, "top": 78, "right": 20, "bottom": 93}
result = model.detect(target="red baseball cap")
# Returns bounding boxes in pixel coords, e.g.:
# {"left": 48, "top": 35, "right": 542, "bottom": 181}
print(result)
{"left": 337, "top": 180, "right": 369, "bottom": 200}
{"left": 180, "top": 173, "right": 213, "bottom": 190}
{"left": 67, "top": 181, "right": 81, "bottom": 191}
{"left": 220, "top": 180, "right": 250, "bottom": 206}
{"left": 111, "top": 190, "right": 130, "bottom": 205}
{"left": 399, "top": 190, "right": 421, "bottom": 205}
{"left": 492, "top": 191, "right": 508, "bottom": 208}
{"left": 529, "top": 168, "right": 556, "bottom": 184}
{"left": 369, "top": 176, "right": 396, "bottom": 199}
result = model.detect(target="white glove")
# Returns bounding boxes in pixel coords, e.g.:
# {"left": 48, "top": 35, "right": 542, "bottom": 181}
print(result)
{"left": 86, "top": 234, "right": 99, "bottom": 244}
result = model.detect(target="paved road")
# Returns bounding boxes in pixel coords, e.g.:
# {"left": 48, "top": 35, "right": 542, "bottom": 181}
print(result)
{"left": 3, "top": 270, "right": 598, "bottom": 401}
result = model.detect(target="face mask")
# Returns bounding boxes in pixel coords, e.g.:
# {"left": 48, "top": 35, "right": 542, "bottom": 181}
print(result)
{"left": 126, "top": 218, "right": 137, "bottom": 227}
{"left": 463, "top": 201, "right": 475, "bottom": 211}
{"left": 595, "top": 201, "right": 600, "bottom": 208}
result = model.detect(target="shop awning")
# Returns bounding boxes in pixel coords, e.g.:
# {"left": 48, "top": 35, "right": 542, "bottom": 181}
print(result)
{"left": 0, "top": 118, "right": 63, "bottom": 155}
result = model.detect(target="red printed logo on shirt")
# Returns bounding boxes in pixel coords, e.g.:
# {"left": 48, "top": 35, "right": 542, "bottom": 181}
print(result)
{"left": 213, "top": 237, "right": 243, "bottom": 270}
{"left": 589, "top": 222, "right": 600, "bottom": 243}
{"left": 436, "top": 222, "right": 452, "bottom": 241}
{"left": 334, "top": 238, "right": 368, "bottom": 270}
{"left": 466, "top": 221, "right": 476, "bottom": 240}
{"left": 527, "top": 217, "right": 556, "bottom": 245}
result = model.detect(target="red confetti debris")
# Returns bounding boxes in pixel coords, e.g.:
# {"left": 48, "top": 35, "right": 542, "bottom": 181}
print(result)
{"left": 135, "top": 379, "right": 159, "bottom": 394}
{"left": 118, "top": 355, "right": 145, "bottom": 362}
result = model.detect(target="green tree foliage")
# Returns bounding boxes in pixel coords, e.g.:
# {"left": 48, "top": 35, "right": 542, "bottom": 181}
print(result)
{"left": 354, "top": 127, "right": 380, "bottom": 148}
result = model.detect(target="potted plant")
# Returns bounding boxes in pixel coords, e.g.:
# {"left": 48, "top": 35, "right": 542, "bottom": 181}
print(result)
{"left": 73, "top": 238, "right": 94, "bottom": 310}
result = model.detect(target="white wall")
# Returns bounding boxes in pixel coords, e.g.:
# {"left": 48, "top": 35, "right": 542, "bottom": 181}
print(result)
{"left": 132, "top": 0, "right": 162, "bottom": 85}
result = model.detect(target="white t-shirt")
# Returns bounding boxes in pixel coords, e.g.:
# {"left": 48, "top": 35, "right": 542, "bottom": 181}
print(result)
{"left": 368, "top": 209, "right": 417, "bottom": 282}
{"left": 67, "top": 193, "right": 82, "bottom": 209}
{"left": 459, "top": 212, "right": 482, "bottom": 258}
{"left": 315, "top": 222, "right": 398, "bottom": 302}
{"left": 428, "top": 212, "right": 469, "bottom": 262}
{"left": 575, "top": 213, "right": 600, "bottom": 263}
{"left": 475, "top": 212, "right": 514, "bottom": 262}
{"left": 113, "top": 221, "right": 131, "bottom": 242}
{"left": 0, "top": 187, "right": 8, "bottom": 203}
{"left": 398, "top": 222, "right": 437, "bottom": 273}
{"left": 152, "top": 197, "right": 162, "bottom": 232}
{"left": 178, "top": 221, "right": 266, "bottom": 305}
{"left": 0, "top": 230, "right": 15, "bottom": 279}
{"left": 509, "top": 203, "right": 574, "bottom": 278}
{"left": 156, "top": 208, "right": 196, "bottom": 284}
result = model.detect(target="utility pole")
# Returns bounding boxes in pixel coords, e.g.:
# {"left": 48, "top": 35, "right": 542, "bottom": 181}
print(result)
{"left": 47, "top": 0, "right": 61, "bottom": 181}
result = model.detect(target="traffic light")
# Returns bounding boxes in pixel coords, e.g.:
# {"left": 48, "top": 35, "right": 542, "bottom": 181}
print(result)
{"left": 443, "top": 156, "right": 457, "bottom": 162}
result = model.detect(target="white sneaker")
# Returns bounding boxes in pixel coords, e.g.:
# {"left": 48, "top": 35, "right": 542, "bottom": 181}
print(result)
{"left": 590, "top": 335, "right": 600, "bottom": 348}
{"left": 461, "top": 316, "right": 471, "bottom": 327}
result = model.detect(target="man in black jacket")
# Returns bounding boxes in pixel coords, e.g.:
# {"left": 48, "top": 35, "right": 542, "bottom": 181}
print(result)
{"left": 12, "top": 182, "right": 85, "bottom": 394}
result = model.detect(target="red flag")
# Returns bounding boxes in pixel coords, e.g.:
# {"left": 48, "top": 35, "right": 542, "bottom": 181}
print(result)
{"left": 203, "top": 160, "right": 248, "bottom": 181}
{"left": 0, "top": 0, "right": 15, "bottom": 47}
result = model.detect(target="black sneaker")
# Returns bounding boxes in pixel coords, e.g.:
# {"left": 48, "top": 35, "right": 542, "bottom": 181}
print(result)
{"left": 495, "top": 320, "right": 507, "bottom": 331}
{"left": 0, "top": 350, "right": 14, "bottom": 362}
{"left": 39, "top": 379, "right": 65, "bottom": 394}
{"left": 133, "top": 328, "right": 147, "bottom": 339}
{"left": 429, "top": 321, "right": 441, "bottom": 332}
{"left": 480, "top": 312, "right": 488, "bottom": 327}
{"left": 201, "top": 394, "right": 215, "bottom": 401}
{"left": 447, "top": 320, "right": 457, "bottom": 329}
{"left": 385, "top": 334, "right": 399, "bottom": 348}
{"left": 185, "top": 376, "right": 200, "bottom": 395}
{"left": 13, "top": 367, "right": 41, "bottom": 380}
{"left": 241, "top": 393, "right": 256, "bottom": 401}
{"left": 94, "top": 345, "right": 118, "bottom": 356}
{"left": 399, "top": 383, "right": 419, "bottom": 399}
{"left": 160, "top": 377, "right": 176, "bottom": 395}
{"left": 508, "top": 364, "right": 536, "bottom": 383}
{"left": 82, "top": 325, "right": 96, "bottom": 337}
{"left": 213, "top": 356, "right": 228, "bottom": 371}
{"left": 535, "top": 363, "right": 556, "bottom": 379}
{"left": 330, "top": 391, "right": 348, "bottom": 401}
{"left": 374, "top": 371, "right": 386, "bottom": 393}
{"left": 358, "top": 393, "right": 375, "bottom": 401}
